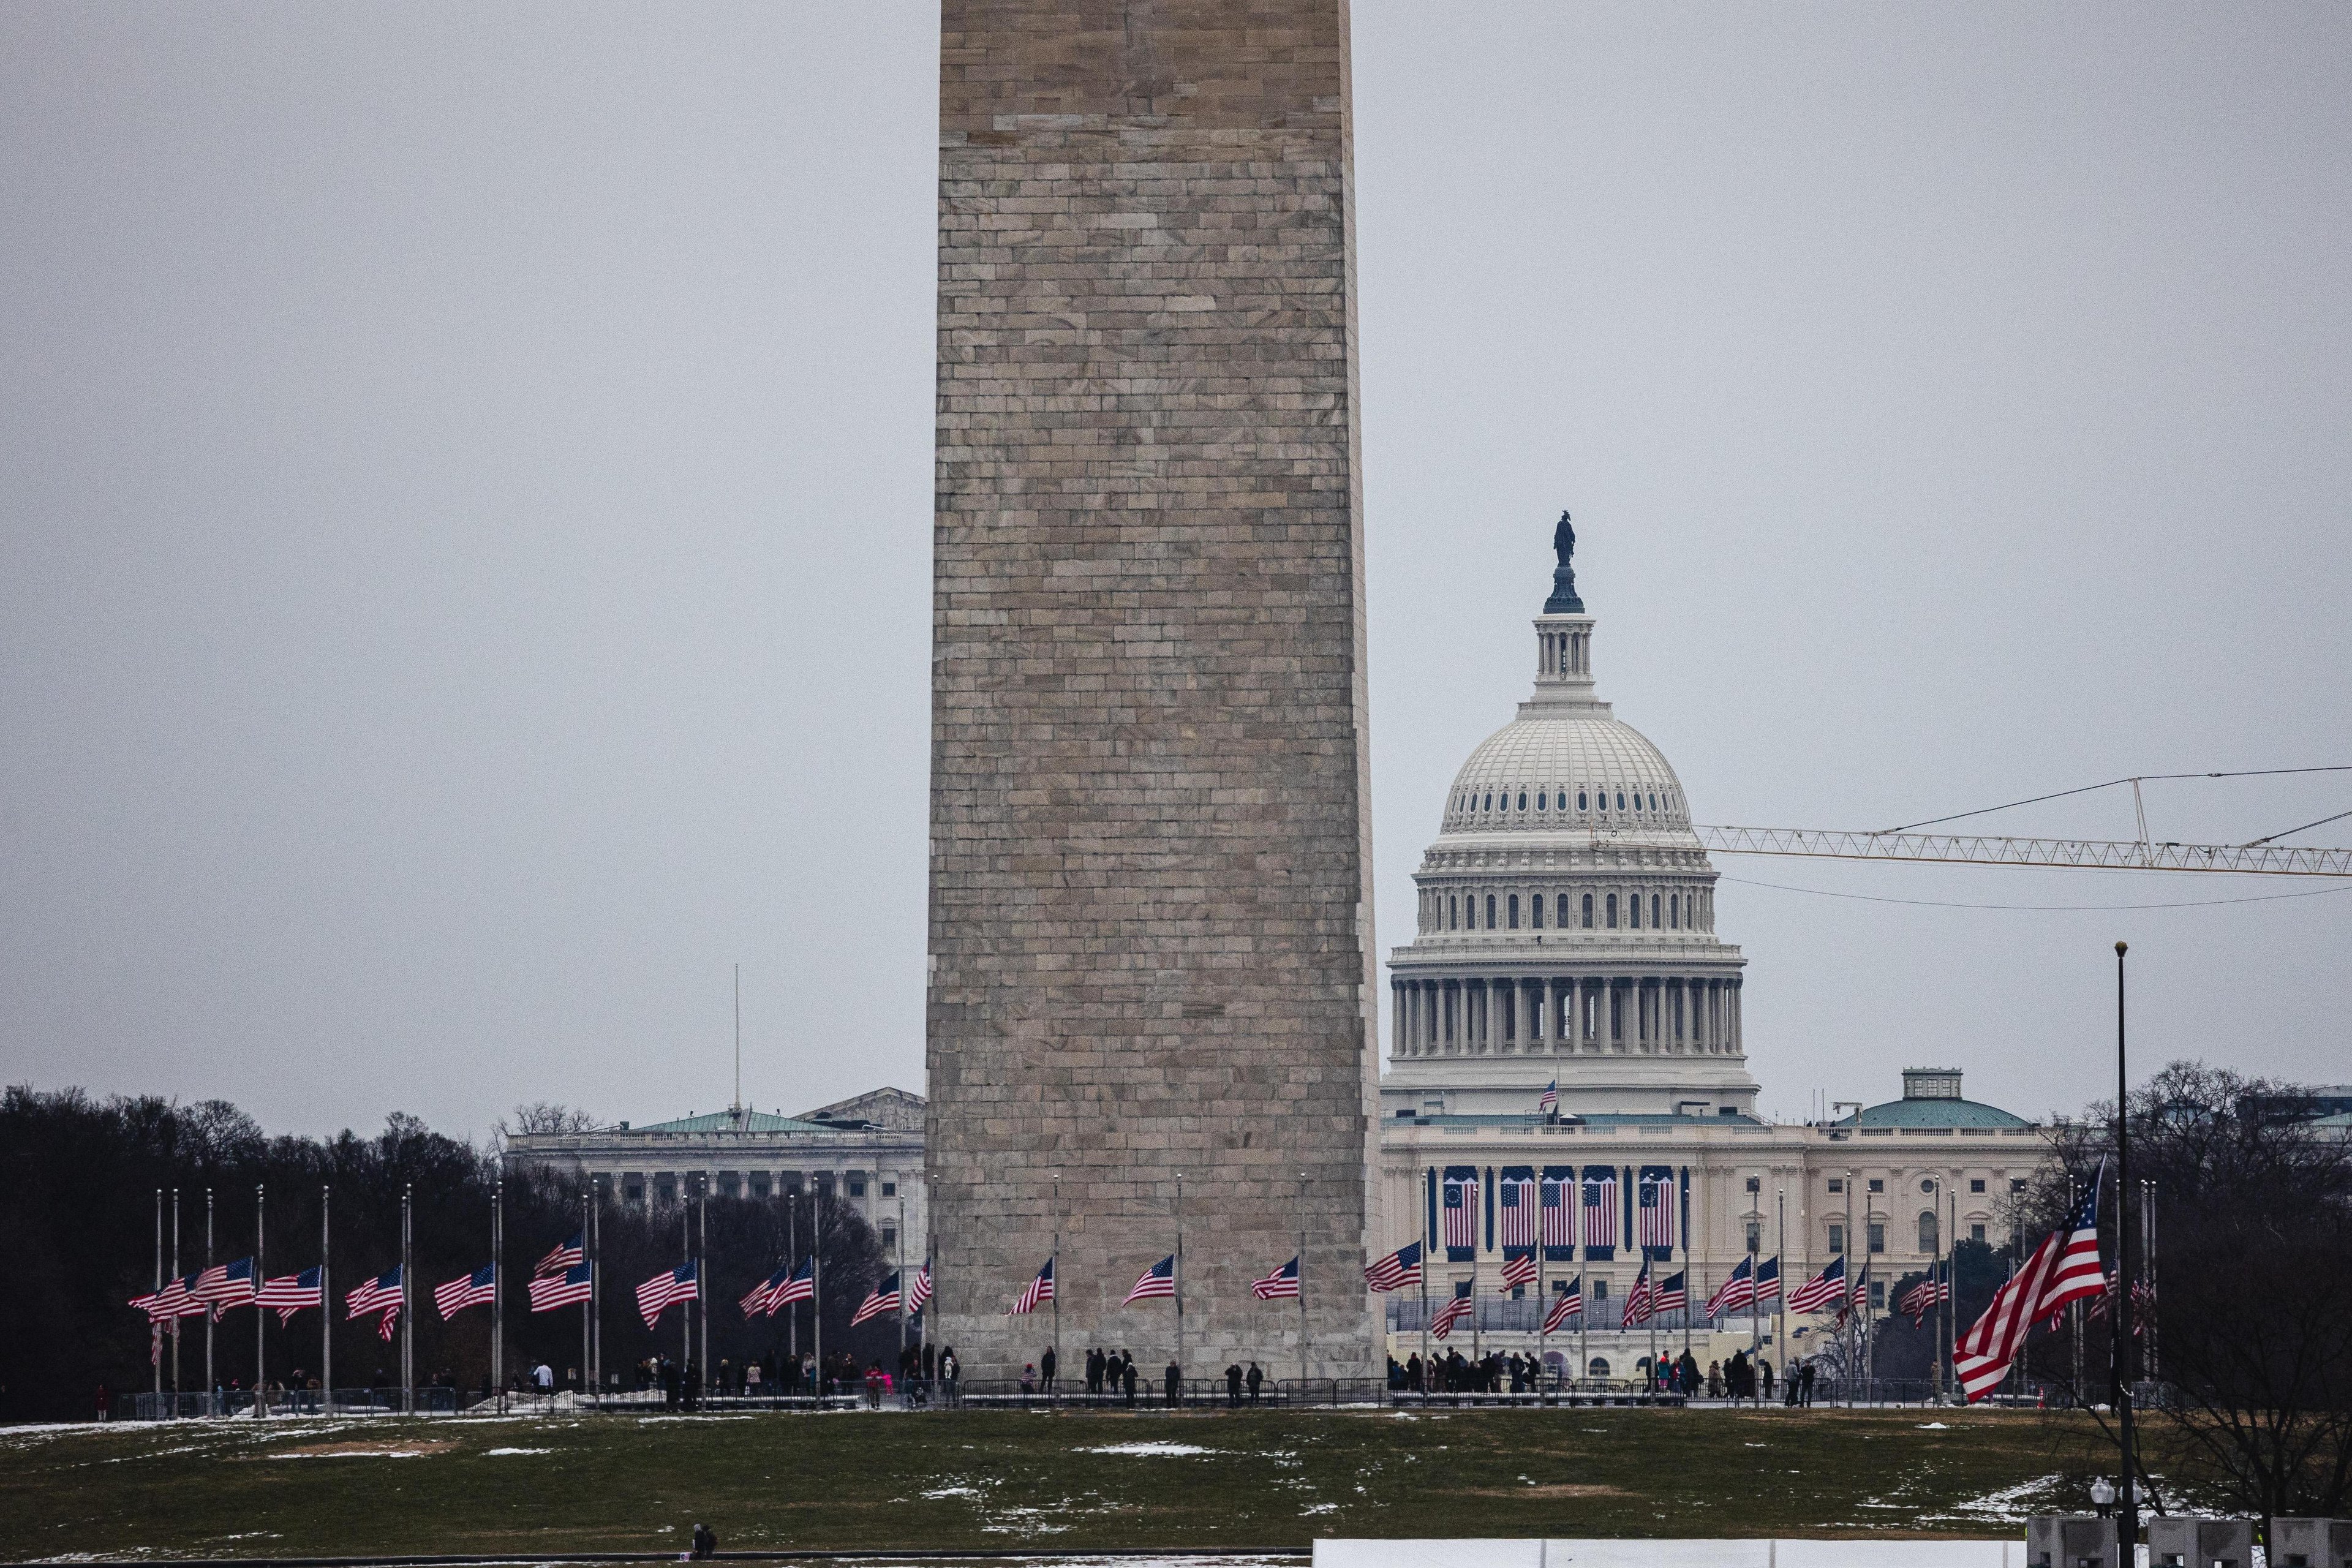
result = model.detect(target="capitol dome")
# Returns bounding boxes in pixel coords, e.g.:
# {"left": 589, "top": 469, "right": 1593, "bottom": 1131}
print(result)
{"left": 1382, "top": 545, "right": 1758, "bottom": 1121}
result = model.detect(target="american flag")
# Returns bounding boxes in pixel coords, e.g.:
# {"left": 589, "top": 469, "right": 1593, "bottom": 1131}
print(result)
{"left": 636, "top": 1261, "right": 699, "bottom": 1329}
{"left": 1430, "top": 1283, "right": 1474, "bottom": 1340}
{"left": 1008, "top": 1257, "right": 1054, "bottom": 1316}
{"left": 1539, "top": 1081, "right": 1558, "bottom": 1116}
{"left": 1251, "top": 1257, "right": 1300, "bottom": 1300}
{"left": 769, "top": 1256, "right": 816, "bottom": 1311}
{"left": 2040, "top": 1166, "right": 2109, "bottom": 1318}
{"left": 1123, "top": 1254, "right": 1177, "bottom": 1305}
{"left": 2087, "top": 1273, "right": 2154, "bottom": 1333}
{"left": 1540, "top": 1175, "right": 1572, "bottom": 1249}
{"left": 1653, "top": 1270, "right": 1689, "bottom": 1316}
{"left": 434, "top": 1263, "right": 496, "bottom": 1320}
{"left": 194, "top": 1257, "right": 257, "bottom": 1317}
{"left": 1581, "top": 1172, "right": 1618, "bottom": 1250}
{"left": 256, "top": 1267, "right": 323, "bottom": 1324}
{"left": 1621, "top": 1261, "right": 1656, "bottom": 1327}
{"left": 1752, "top": 1256, "right": 1782, "bottom": 1306}
{"left": 138, "top": 1272, "right": 209, "bottom": 1324}
{"left": 1364, "top": 1240, "right": 1422, "bottom": 1293}
{"left": 1705, "top": 1257, "right": 1755, "bottom": 1319}
{"left": 1498, "top": 1172, "right": 1537, "bottom": 1248}
{"left": 1542, "top": 1277, "right": 1582, "bottom": 1332}
{"left": 528, "top": 1262, "right": 593, "bottom": 1312}
{"left": 374, "top": 1303, "right": 402, "bottom": 1341}
{"left": 1900, "top": 1271, "right": 1952, "bottom": 1327}
{"left": 739, "top": 1262, "right": 793, "bottom": 1317}
{"left": 345, "top": 1266, "right": 402, "bottom": 1319}
{"left": 535, "top": 1231, "right": 584, "bottom": 1276}
{"left": 907, "top": 1260, "right": 933, "bottom": 1313}
{"left": 1638, "top": 1172, "right": 1675, "bottom": 1251}
{"left": 1442, "top": 1171, "right": 1480, "bottom": 1251}
{"left": 850, "top": 1271, "right": 901, "bottom": 1327}
{"left": 1787, "top": 1254, "right": 1845, "bottom": 1314}
{"left": 1498, "top": 1251, "right": 1537, "bottom": 1291}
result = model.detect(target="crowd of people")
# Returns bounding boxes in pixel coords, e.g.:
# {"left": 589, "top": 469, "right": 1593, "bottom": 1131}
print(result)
{"left": 1384, "top": 1344, "right": 1824, "bottom": 1404}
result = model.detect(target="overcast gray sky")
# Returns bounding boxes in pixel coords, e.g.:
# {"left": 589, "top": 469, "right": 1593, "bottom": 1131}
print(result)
{"left": 5, "top": 4, "right": 2347, "bottom": 1141}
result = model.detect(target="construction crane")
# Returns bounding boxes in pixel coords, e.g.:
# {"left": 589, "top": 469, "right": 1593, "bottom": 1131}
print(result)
{"left": 1694, "top": 825, "right": 2352, "bottom": 877}
{"left": 1694, "top": 767, "right": 2352, "bottom": 876}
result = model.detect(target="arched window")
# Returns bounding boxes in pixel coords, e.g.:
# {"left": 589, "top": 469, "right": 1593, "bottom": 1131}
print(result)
{"left": 1918, "top": 1211, "right": 1940, "bottom": 1252}
{"left": 1449, "top": 895, "right": 1458, "bottom": 930}
{"left": 1669, "top": 894, "right": 1679, "bottom": 929}
{"left": 1632, "top": 793, "right": 1643, "bottom": 813}
{"left": 1517, "top": 791, "right": 1528, "bottom": 811}
{"left": 1616, "top": 791, "right": 1626, "bottom": 810}
{"left": 1605, "top": 894, "right": 1618, "bottom": 929}
{"left": 1483, "top": 794, "right": 1492, "bottom": 812}
{"left": 1532, "top": 894, "right": 1545, "bottom": 929}
{"left": 1651, "top": 894, "right": 1661, "bottom": 929}
{"left": 1581, "top": 894, "right": 1594, "bottom": 929}
{"left": 1508, "top": 894, "right": 1520, "bottom": 929}
{"left": 1537, "top": 791, "right": 1547, "bottom": 811}
{"left": 1577, "top": 791, "right": 1588, "bottom": 811}
{"left": 1629, "top": 894, "right": 1641, "bottom": 930}
{"left": 1485, "top": 894, "right": 1497, "bottom": 929}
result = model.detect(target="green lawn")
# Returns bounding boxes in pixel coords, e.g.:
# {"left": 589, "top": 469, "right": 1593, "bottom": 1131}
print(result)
{"left": 0, "top": 1406, "right": 2127, "bottom": 1561}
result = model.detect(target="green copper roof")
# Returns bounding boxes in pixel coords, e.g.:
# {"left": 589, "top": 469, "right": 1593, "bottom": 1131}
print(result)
{"left": 1841, "top": 1096, "right": 2030, "bottom": 1130}
{"left": 628, "top": 1110, "right": 836, "bottom": 1134}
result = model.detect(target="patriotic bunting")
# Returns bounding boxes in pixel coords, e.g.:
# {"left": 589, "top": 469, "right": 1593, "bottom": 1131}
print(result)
{"left": 1539, "top": 1170, "right": 1574, "bottom": 1250}
{"left": 1442, "top": 1169, "right": 1480, "bottom": 1254}
{"left": 1498, "top": 1168, "right": 1538, "bottom": 1249}
{"left": 1580, "top": 1169, "right": 1618, "bottom": 1251}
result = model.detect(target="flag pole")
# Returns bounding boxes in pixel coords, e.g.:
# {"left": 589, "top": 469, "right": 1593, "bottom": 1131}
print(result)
{"left": 492, "top": 1178, "right": 503, "bottom": 1412}
{"left": 1297, "top": 1169, "right": 1309, "bottom": 1392}
{"left": 813, "top": 1190, "right": 824, "bottom": 1402}
{"left": 2113, "top": 940, "right": 2139, "bottom": 1549}
{"left": 153, "top": 1188, "right": 164, "bottom": 1400}
{"left": 1536, "top": 1174, "right": 1548, "bottom": 1401}
{"left": 581, "top": 1175, "right": 592, "bottom": 1410}
{"left": 1174, "top": 1170, "right": 1185, "bottom": 1393}
{"left": 1775, "top": 1185, "right": 1787, "bottom": 1389}
{"left": 255, "top": 1182, "right": 266, "bottom": 1415}
{"left": 698, "top": 1177, "right": 709, "bottom": 1392}
{"left": 897, "top": 1188, "right": 908, "bottom": 1373}
{"left": 1419, "top": 1169, "right": 1430, "bottom": 1406}
{"left": 681, "top": 1180, "right": 692, "bottom": 1377}
{"left": 1049, "top": 1170, "right": 1061, "bottom": 1401}
{"left": 205, "top": 1188, "right": 215, "bottom": 1408}
{"left": 172, "top": 1188, "right": 181, "bottom": 1398}
{"left": 320, "top": 1185, "right": 331, "bottom": 1414}
{"left": 786, "top": 1189, "right": 797, "bottom": 1369}
{"left": 401, "top": 1184, "right": 413, "bottom": 1415}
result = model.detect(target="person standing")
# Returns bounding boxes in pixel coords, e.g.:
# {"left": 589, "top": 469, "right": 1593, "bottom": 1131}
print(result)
{"left": 1121, "top": 1352, "right": 1137, "bottom": 1406}
{"left": 1164, "top": 1359, "right": 1182, "bottom": 1406}
{"left": 1759, "top": 1358, "right": 1774, "bottom": 1403}
{"left": 1040, "top": 1345, "right": 1057, "bottom": 1395}
{"left": 1246, "top": 1362, "right": 1263, "bottom": 1404}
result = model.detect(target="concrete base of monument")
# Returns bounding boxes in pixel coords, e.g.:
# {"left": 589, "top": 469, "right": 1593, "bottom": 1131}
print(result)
{"left": 1316, "top": 1543, "right": 2021, "bottom": 1567}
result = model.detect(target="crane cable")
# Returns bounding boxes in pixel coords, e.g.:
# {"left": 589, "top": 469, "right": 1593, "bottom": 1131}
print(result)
{"left": 1879, "top": 766, "right": 2352, "bottom": 835}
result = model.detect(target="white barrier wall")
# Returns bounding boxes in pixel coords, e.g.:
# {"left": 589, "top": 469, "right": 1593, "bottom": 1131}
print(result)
{"left": 1316, "top": 1541, "right": 2019, "bottom": 1568}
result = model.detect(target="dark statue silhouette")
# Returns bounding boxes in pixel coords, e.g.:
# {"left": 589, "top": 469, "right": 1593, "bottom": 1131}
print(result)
{"left": 1545, "top": 508, "right": 1585, "bottom": 613}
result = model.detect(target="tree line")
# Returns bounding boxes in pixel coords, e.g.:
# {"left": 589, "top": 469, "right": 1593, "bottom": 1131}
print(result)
{"left": 0, "top": 1086, "right": 890, "bottom": 1423}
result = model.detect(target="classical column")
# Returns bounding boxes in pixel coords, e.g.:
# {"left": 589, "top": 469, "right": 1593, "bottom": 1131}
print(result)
{"left": 1392, "top": 981, "right": 1406, "bottom": 1057}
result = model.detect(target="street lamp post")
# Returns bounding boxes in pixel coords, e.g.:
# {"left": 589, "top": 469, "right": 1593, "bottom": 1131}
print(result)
{"left": 2114, "top": 941, "right": 2140, "bottom": 1551}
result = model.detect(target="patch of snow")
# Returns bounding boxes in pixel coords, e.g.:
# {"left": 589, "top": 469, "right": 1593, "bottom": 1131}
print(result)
{"left": 1919, "top": 1420, "right": 1950, "bottom": 1430}
{"left": 483, "top": 1447, "right": 551, "bottom": 1456}
{"left": 1078, "top": 1440, "right": 1218, "bottom": 1457}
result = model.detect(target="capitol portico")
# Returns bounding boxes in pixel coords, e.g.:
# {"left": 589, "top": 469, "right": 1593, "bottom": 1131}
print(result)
{"left": 1374, "top": 526, "right": 2051, "bottom": 1375}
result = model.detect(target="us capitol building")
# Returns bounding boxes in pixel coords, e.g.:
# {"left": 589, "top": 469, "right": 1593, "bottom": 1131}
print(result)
{"left": 1373, "top": 524, "right": 2049, "bottom": 1374}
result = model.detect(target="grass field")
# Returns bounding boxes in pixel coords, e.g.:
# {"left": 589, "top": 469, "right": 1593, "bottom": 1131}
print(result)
{"left": 0, "top": 1405, "right": 2134, "bottom": 1561}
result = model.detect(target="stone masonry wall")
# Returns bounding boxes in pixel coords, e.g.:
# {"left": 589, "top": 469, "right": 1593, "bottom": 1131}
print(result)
{"left": 927, "top": 0, "right": 1381, "bottom": 1379}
